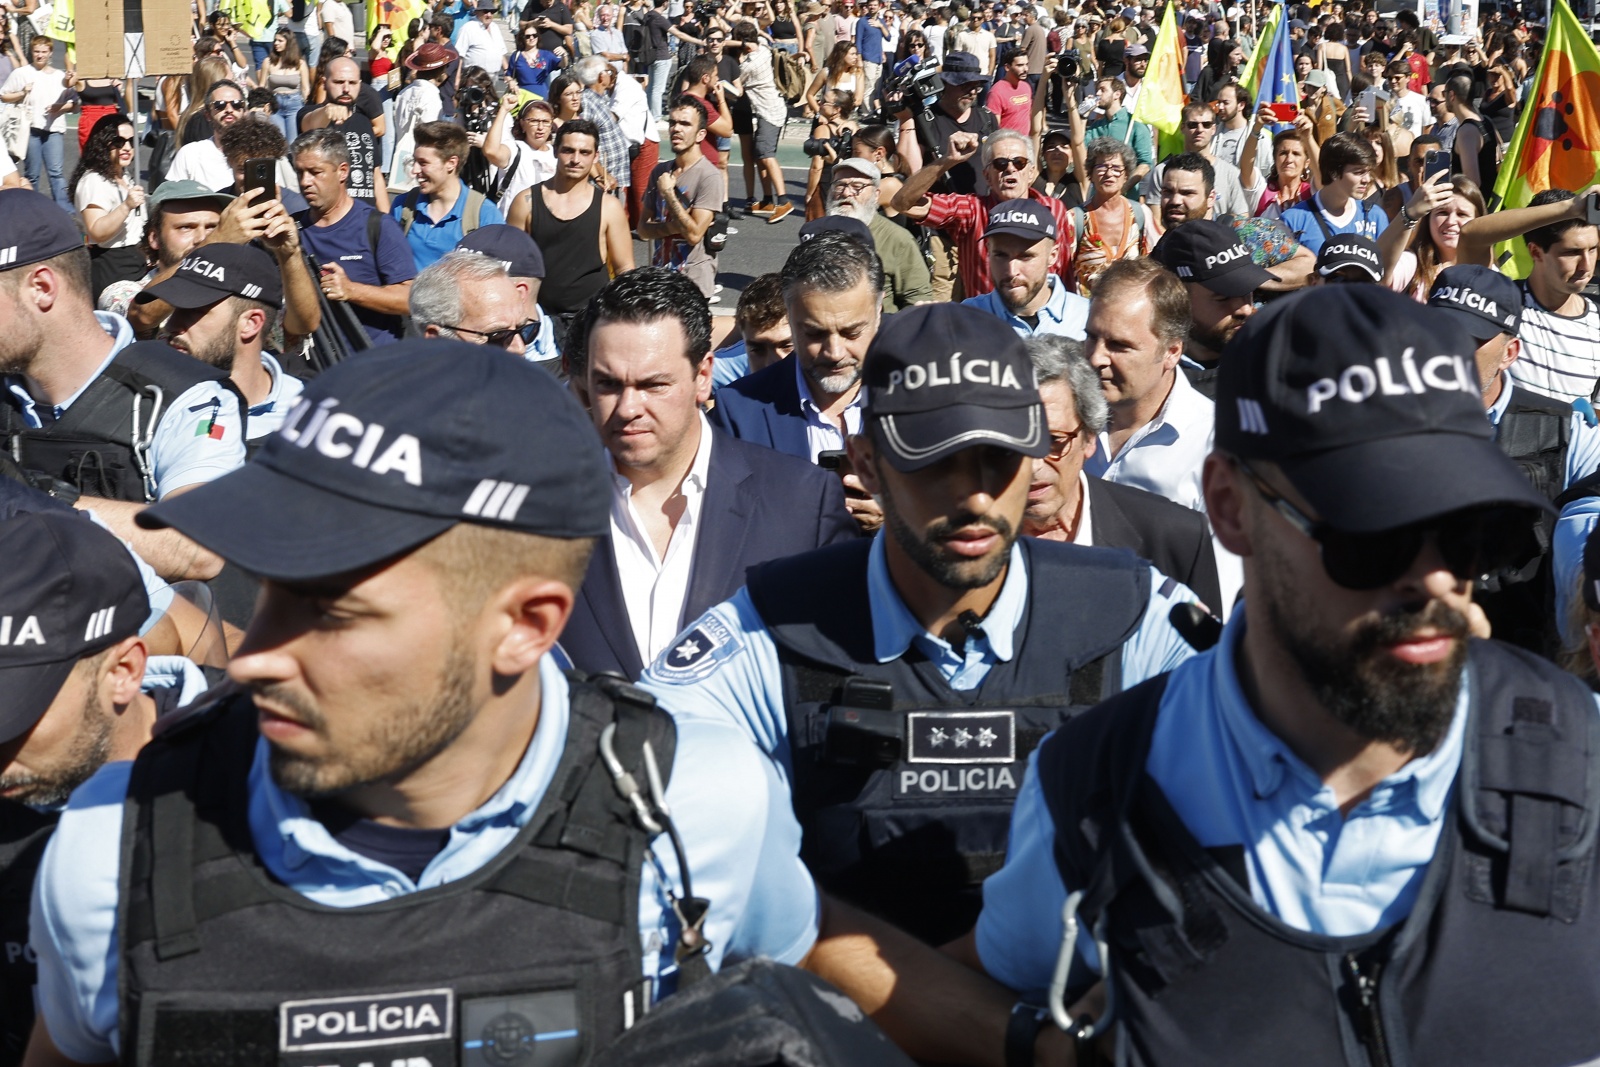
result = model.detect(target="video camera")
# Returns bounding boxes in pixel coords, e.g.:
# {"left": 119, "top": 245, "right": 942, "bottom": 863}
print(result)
{"left": 1056, "top": 47, "right": 1082, "bottom": 80}
{"left": 459, "top": 85, "right": 495, "bottom": 134}
{"left": 878, "top": 58, "right": 942, "bottom": 123}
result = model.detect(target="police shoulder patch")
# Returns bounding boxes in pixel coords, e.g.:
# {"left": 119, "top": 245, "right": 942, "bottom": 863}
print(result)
{"left": 654, "top": 613, "right": 743, "bottom": 682}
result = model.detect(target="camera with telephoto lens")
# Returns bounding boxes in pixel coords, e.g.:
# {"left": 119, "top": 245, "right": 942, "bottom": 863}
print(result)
{"left": 1057, "top": 47, "right": 1082, "bottom": 80}
{"left": 459, "top": 86, "right": 495, "bottom": 133}
{"left": 878, "top": 58, "right": 942, "bottom": 123}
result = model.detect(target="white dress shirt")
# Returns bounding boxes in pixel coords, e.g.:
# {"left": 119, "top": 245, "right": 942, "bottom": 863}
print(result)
{"left": 794, "top": 357, "right": 865, "bottom": 462}
{"left": 608, "top": 412, "right": 715, "bottom": 665}
{"left": 1085, "top": 366, "right": 1214, "bottom": 513}
{"left": 609, "top": 68, "right": 658, "bottom": 146}
{"left": 1065, "top": 471, "right": 1095, "bottom": 545}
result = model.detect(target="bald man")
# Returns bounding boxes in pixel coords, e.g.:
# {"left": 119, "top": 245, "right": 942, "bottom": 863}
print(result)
{"left": 300, "top": 55, "right": 392, "bottom": 212}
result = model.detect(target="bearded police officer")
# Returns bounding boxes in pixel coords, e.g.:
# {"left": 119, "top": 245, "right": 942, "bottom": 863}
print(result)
{"left": 0, "top": 511, "right": 209, "bottom": 1067}
{"left": 828, "top": 285, "right": 1597, "bottom": 1067}
{"left": 1427, "top": 264, "right": 1600, "bottom": 654}
{"left": 641, "top": 303, "right": 1200, "bottom": 947}
{"left": 0, "top": 189, "right": 247, "bottom": 583}
{"left": 24, "top": 342, "right": 818, "bottom": 1067}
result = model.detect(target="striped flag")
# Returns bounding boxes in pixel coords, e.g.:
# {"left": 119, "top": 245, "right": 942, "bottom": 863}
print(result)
{"left": 1240, "top": 2, "right": 1283, "bottom": 100}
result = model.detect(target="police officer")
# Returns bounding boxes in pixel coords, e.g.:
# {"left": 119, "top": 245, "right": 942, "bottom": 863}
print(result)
{"left": 137, "top": 244, "right": 305, "bottom": 448}
{"left": 1149, "top": 220, "right": 1276, "bottom": 400}
{"left": 828, "top": 286, "right": 1596, "bottom": 1067}
{"left": 0, "top": 510, "right": 208, "bottom": 1067}
{"left": 642, "top": 303, "right": 1200, "bottom": 946}
{"left": 25, "top": 341, "right": 816, "bottom": 1067}
{"left": 455, "top": 224, "right": 564, "bottom": 372}
{"left": 0, "top": 189, "right": 247, "bottom": 583}
{"left": 1428, "top": 264, "right": 1600, "bottom": 653}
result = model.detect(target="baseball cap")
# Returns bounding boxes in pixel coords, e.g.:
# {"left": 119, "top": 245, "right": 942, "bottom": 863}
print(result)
{"left": 1303, "top": 68, "right": 1337, "bottom": 93}
{"left": 1151, "top": 219, "right": 1275, "bottom": 298}
{"left": 1427, "top": 264, "right": 1521, "bottom": 341}
{"left": 984, "top": 199, "right": 1056, "bottom": 243}
{"left": 0, "top": 189, "right": 84, "bottom": 273}
{"left": 148, "top": 179, "right": 235, "bottom": 212}
{"left": 1315, "top": 234, "right": 1383, "bottom": 282}
{"left": 832, "top": 157, "right": 882, "bottom": 185}
{"left": 939, "top": 51, "right": 989, "bottom": 86}
{"left": 799, "top": 215, "right": 875, "bottom": 248}
{"left": 1289, "top": 17, "right": 1307, "bottom": 29}
{"left": 863, "top": 303, "right": 1047, "bottom": 472}
{"left": 137, "top": 244, "right": 284, "bottom": 310}
{"left": 0, "top": 511, "right": 148, "bottom": 745}
{"left": 138, "top": 339, "right": 610, "bottom": 580}
{"left": 457, "top": 224, "right": 546, "bottom": 279}
{"left": 1215, "top": 285, "right": 1551, "bottom": 533}
{"left": 1124, "top": 42, "right": 1150, "bottom": 57}
{"left": 404, "top": 41, "right": 459, "bottom": 71}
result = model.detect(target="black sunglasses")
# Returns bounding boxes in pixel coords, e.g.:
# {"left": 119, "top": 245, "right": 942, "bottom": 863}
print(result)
{"left": 112, "top": 135, "right": 135, "bottom": 147}
{"left": 211, "top": 99, "right": 247, "bottom": 111}
{"left": 451, "top": 319, "right": 541, "bottom": 348}
{"left": 1235, "top": 458, "right": 1530, "bottom": 590}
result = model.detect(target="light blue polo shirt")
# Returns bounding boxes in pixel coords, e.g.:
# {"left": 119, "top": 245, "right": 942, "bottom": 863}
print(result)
{"left": 29, "top": 655, "right": 818, "bottom": 1063}
{"left": 962, "top": 275, "right": 1092, "bottom": 340}
{"left": 2, "top": 313, "right": 247, "bottom": 497}
{"left": 393, "top": 185, "right": 508, "bottom": 271}
{"left": 639, "top": 534, "right": 1201, "bottom": 777}
{"left": 973, "top": 606, "right": 1600, "bottom": 1000}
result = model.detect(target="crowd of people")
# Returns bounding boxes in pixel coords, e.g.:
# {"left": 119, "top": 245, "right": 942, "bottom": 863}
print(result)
{"left": 3, "top": 0, "right": 1600, "bottom": 1062}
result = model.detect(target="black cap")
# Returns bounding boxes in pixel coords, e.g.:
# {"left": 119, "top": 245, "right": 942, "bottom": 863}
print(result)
{"left": 1215, "top": 286, "right": 1551, "bottom": 533}
{"left": 457, "top": 224, "right": 546, "bottom": 279}
{"left": 1151, "top": 219, "right": 1276, "bottom": 297}
{"left": 0, "top": 189, "right": 84, "bottom": 273}
{"left": 137, "top": 244, "right": 285, "bottom": 310}
{"left": 0, "top": 511, "right": 148, "bottom": 745}
{"left": 1315, "top": 234, "right": 1383, "bottom": 282}
{"left": 138, "top": 340, "right": 610, "bottom": 580}
{"left": 939, "top": 51, "right": 988, "bottom": 85}
{"left": 1427, "top": 264, "right": 1522, "bottom": 341}
{"left": 864, "top": 303, "right": 1047, "bottom": 472}
{"left": 799, "top": 215, "right": 875, "bottom": 249}
{"left": 984, "top": 199, "right": 1056, "bottom": 243}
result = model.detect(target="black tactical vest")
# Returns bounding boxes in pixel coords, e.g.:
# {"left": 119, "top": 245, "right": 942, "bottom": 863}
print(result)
{"left": 0, "top": 341, "right": 243, "bottom": 503}
{"left": 1038, "top": 639, "right": 1600, "bottom": 1067}
{"left": 1180, "top": 359, "right": 1218, "bottom": 401}
{"left": 118, "top": 677, "right": 683, "bottom": 1067}
{"left": 0, "top": 802, "right": 58, "bottom": 1067}
{"left": 745, "top": 538, "right": 1150, "bottom": 944}
{"left": 1479, "top": 387, "right": 1570, "bottom": 654}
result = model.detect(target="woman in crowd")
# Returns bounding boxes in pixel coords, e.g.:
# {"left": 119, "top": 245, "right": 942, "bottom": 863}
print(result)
{"left": 486, "top": 95, "right": 557, "bottom": 211}
{"left": 804, "top": 40, "right": 863, "bottom": 119}
{"left": 804, "top": 86, "right": 852, "bottom": 219}
{"left": 507, "top": 21, "right": 562, "bottom": 98}
{"left": 1094, "top": 15, "right": 1126, "bottom": 79}
{"left": 548, "top": 71, "right": 585, "bottom": 135}
{"left": 1381, "top": 173, "right": 1485, "bottom": 301}
{"left": 396, "top": 16, "right": 425, "bottom": 86}
{"left": 1322, "top": 21, "right": 1353, "bottom": 100}
{"left": 1034, "top": 127, "right": 1076, "bottom": 205}
{"left": 893, "top": 27, "right": 927, "bottom": 70}
{"left": 801, "top": 1, "right": 827, "bottom": 72}
{"left": 1069, "top": 137, "right": 1153, "bottom": 295}
{"left": 0, "top": 18, "right": 21, "bottom": 79}
{"left": 259, "top": 28, "right": 310, "bottom": 138}
{"left": 1359, "top": 110, "right": 1399, "bottom": 201}
{"left": 769, "top": 0, "right": 800, "bottom": 53}
{"left": 1193, "top": 38, "right": 1239, "bottom": 104}
{"left": 72, "top": 73, "right": 124, "bottom": 152}
{"left": 71, "top": 113, "right": 147, "bottom": 302}
{"left": 851, "top": 123, "right": 903, "bottom": 215}
{"left": 1244, "top": 113, "right": 1318, "bottom": 220}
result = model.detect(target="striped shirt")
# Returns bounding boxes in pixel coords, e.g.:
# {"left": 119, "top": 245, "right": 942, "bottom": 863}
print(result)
{"left": 923, "top": 189, "right": 1077, "bottom": 298}
{"left": 1507, "top": 281, "right": 1600, "bottom": 402}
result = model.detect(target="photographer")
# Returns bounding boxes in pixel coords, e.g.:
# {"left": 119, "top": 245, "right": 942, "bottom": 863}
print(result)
{"left": 804, "top": 88, "right": 852, "bottom": 220}
{"left": 893, "top": 50, "right": 993, "bottom": 197}
{"left": 391, "top": 120, "right": 506, "bottom": 270}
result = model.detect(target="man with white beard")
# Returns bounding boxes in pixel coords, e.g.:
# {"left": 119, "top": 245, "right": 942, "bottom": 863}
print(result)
{"left": 824, "top": 157, "right": 932, "bottom": 311}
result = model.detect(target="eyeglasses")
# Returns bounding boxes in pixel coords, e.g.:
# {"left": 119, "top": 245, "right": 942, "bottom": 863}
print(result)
{"left": 1046, "top": 425, "right": 1084, "bottom": 458}
{"left": 211, "top": 99, "right": 246, "bottom": 112}
{"left": 449, "top": 319, "right": 540, "bottom": 348}
{"left": 112, "top": 135, "right": 135, "bottom": 147}
{"left": 988, "top": 156, "right": 1030, "bottom": 172}
{"left": 1234, "top": 457, "right": 1529, "bottom": 590}
{"left": 1185, "top": 120, "right": 1215, "bottom": 129}
{"left": 830, "top": 179, "right": 874, "bottom": 194}
{"left": 1090, "top": 162, "right": 1125, "bottom": 175}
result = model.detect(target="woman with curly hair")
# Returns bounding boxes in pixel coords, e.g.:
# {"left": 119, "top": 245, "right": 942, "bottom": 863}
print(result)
{"left": 70, "top": 112, "right": 147, "bottom": 302}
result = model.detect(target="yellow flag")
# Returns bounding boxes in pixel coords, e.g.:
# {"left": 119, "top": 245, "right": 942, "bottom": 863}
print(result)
{"left": 46, "top": 0, "right": 75, "bottom": 45}
{"left": 1132, "top": 2, "right": 1184, "bottom": 157}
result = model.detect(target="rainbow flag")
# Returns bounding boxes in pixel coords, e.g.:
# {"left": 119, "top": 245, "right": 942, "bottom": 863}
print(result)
{"left": 1240, "top": 2, "right": 1283, "bottom": 100}
{"left": 1132, "top": 2, "right": 1185, "bottom": 159}
{"left": 1490, "top": 0, "right": 1600, "bottom": 277}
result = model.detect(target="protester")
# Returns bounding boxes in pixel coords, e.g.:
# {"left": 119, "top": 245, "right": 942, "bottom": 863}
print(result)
{"left": 0, "top": 35, "right": 71, "bottom": 206}
{"left": 70, "top": 113, "right": 147, "bottom": 303}
{"left": 165, "top": 79, "right": 249, "bottom": 190}
{"left": 300, "top": 54, "right": 391, "bottom": 212}
{"left": 641, "top": 97, "right": 725, "bottom": 301}
{"left": 1279, "top": 131, "right": 1390, "bottom": 256}
{"left": 823, "top": 157, "right": 932, "bottom": 310}
{"left": 259, "top": 28, "right": 311, "bottom": 139}
{"left": 391, "top": 120, "right": 507, "bottom": 270}
{"left": 388, "top": 41, "right": 456, "bottom": 187}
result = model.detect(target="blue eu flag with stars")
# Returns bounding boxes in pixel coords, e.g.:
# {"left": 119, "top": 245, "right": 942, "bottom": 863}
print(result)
{"left": 1255, "top": 2, "right": 1299, "bottom": 123}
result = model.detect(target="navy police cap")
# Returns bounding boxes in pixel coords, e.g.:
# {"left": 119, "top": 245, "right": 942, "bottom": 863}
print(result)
{"left": 0, "top": 189, "right": 84, "bottom": 272}
{"left": 138, "top": 339, "right": 610, "bottom": 580}
{"left": 457, "top": 224, "right": 546, "bottom": 279}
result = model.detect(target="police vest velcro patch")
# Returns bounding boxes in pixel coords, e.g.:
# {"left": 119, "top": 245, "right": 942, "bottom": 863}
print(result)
{"left": 892, "top": 761, "right": 1024, "bottom": 799}
{"left": 462, "top": 990, "right": 581, "bottom": 1067}
{"left": 279, "top": 988, "right": 453, "bottom": 1054}
{"left": 655, "top": 614, "right": 742, "bottom": 681}
{"left": 904, "top": 710, "right": 1016, "bottom": 764}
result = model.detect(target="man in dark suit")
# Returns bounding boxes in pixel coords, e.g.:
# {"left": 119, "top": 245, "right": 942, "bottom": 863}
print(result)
{"left": 708, "top": 232, "right": 886, "bottom": 533}
{"left": 561, "top": 267, "right": 856, "bottom": 680}
{"left": 1022, "top": 335, "right": 1224, "bottom": 611}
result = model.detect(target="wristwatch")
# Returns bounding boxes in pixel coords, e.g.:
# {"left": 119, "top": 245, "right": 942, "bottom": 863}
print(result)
{"left": 1004, "top": 1002, "right": 1050, "bottom": 1067}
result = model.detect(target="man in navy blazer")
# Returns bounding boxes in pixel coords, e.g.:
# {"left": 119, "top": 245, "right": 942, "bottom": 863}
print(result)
{"left": 560, "top": 268, "right": 856, "bottom": 681}
{"left": 708, "top": 232, "right": 886, "bottom": 533}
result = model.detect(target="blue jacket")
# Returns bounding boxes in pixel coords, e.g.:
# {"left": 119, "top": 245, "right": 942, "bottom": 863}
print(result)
{"left": 561, "top": 428, "right": 857, "bottom": 679}
{"left": 706, "top": 356, "right": 814, "bottom": 462}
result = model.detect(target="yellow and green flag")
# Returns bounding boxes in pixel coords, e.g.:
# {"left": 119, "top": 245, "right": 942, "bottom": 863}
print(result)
{"left": 1132, "top": 2, "right": 1185, "bottom": 159}
{"left": 46, "top": 0, "right": 75, "bottom": 46}
{"left": 1240, "top": 2, "right": 1282, "bottom": 100}
{"left": 1491, "top": 0, "right": 1600, "bottom": 277}
{"left": 369, "top": 0, "right": 431, "bottom": 52}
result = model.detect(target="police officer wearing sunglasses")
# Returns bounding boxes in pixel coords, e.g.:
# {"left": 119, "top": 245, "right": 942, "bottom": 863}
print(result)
{"left": 880, "top": 285, "right": 1600, "bottom": 1067}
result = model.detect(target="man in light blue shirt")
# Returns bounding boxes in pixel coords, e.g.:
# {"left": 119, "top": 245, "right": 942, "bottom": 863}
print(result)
{"left": 25, "top": 341, "right": 817, "bottom": 1067}
{"left": 642, "top": 303, "right": 1200, "bottom": 948}
{"left": 801, "top": 286, "right": 1600, "bottom": 1067}
{"left": 392, "top": 121, "right": 507, "bottom": 270}
{"left": 962, "top": 199, "right": 1090, "bottom": 339}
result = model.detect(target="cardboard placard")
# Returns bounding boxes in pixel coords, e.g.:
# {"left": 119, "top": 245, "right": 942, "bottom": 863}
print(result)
{"left": 72, "top": 0, "right": 123, "bottom": 78}
{"left": 141, "top": 0, "right": 193, "bottom": 74}
{"left": 69, "top": 0, "right": 191, "bottom": 77}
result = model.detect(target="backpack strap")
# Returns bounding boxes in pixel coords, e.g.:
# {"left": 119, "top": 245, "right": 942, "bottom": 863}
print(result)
{"left": 399, "top": 188, "right": 421, "bottom": 235}
{"left": 365, "top": 206, "right": 384, "bottom": 259}
{"left": 464, "top": 189, "right": 485, "bottom": 234}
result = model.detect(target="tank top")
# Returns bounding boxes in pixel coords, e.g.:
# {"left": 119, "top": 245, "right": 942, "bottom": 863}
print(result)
{"left": 525, "top": 181, "right": 608, "bottom": 315}
{"left": 79, "top": 81, "right": 123, "bottom": 107}
{"left": 266, "top": 68, "right": 300, "bottom": 91}
{"left": 1455, "top": 116, "right": 1499, "bottom": 194}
